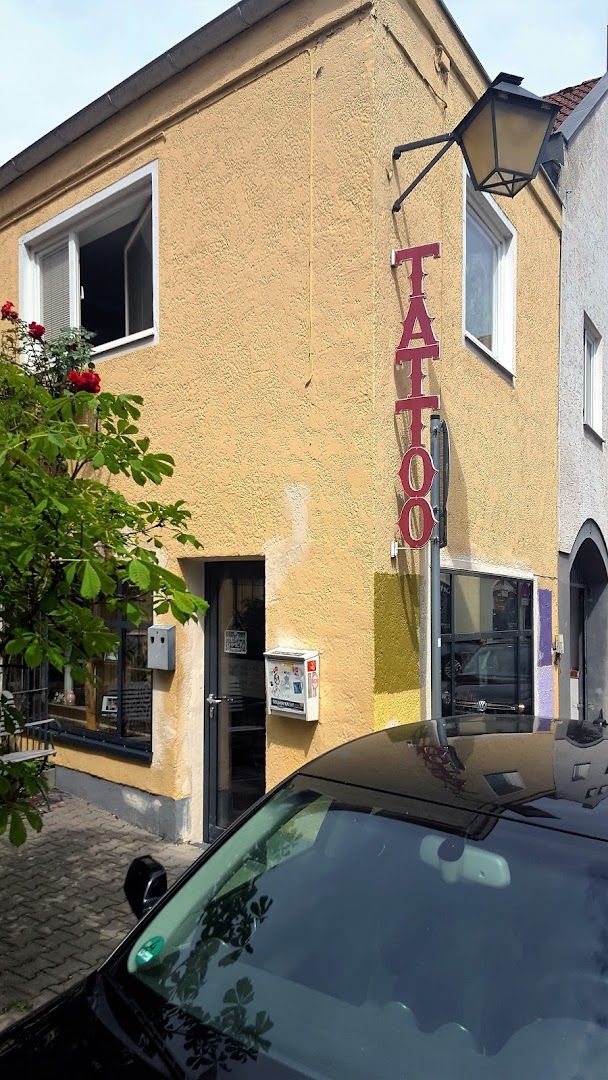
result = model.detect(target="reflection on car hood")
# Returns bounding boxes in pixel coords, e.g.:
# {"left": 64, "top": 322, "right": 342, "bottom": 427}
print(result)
{"left": 300, "top": 716, "right": 608, "bottom": 842}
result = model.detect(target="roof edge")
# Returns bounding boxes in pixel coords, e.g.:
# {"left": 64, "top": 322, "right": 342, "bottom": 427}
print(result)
{"left": 559, "top": 70, "right": 608, "bottom": 143}
{"left": 0, "top": 0, "right": 293, "bottom": 194}
{"left": 433, "top": 0, "right": 490, "bottom": 85}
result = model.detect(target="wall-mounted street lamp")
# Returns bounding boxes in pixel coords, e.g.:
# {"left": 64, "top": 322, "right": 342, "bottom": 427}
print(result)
{"left": 392, "top": 73, "right": 560, "bottom": 213}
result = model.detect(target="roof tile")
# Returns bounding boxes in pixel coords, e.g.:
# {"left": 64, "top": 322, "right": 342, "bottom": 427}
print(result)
{"left": 544, "top": 78, "right": 600, "bottom": 129}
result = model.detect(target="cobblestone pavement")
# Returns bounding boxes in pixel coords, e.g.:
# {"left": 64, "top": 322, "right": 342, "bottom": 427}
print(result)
{"left": 0, "top": 790, "right": 200, "bottom": 1031}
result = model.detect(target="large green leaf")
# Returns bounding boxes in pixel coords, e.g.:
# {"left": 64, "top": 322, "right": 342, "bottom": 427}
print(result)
{"left": 128, "top": 559, "right": 151, "bottom": 590}
{"left": 9, "top": 810, "right": 26, "bottom": 847}
{"left": 24, "top": 642, "right": 44, "bottom": 668}
{"left": 80, "top": 561, "right": 101, "bottom": 599}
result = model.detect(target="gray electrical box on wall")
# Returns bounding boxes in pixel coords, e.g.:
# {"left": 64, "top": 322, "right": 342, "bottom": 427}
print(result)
{"left": 147, "top": 625, "right": 176, "bottom": 671}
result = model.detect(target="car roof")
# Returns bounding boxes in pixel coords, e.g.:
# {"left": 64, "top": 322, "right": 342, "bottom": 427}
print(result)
{"left": 299, "top": 716, "right": 608, "bottom": 843}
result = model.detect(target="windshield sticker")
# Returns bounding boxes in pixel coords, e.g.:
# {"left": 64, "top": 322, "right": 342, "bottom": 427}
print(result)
{"left": 135, "top": 935, "right": 165, "bottom": 967}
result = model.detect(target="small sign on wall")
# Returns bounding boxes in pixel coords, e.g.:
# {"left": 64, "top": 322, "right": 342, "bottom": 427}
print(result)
{"left": 224, "top": 630, "right": 247, "bottom": 655}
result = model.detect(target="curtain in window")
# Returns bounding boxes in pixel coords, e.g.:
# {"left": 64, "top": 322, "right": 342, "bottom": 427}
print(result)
{"left": 40, "top": 243, "right": 70, "bottom": 341}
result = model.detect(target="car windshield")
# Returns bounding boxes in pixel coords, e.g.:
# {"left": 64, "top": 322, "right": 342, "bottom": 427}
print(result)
{"left": 115, "top": 774, "right": 608, "bottom": 1078}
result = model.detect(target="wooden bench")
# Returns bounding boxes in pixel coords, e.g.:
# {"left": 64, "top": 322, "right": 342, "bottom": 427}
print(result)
{"left": 0, "top": 693, "right": 56, "bottom": 766}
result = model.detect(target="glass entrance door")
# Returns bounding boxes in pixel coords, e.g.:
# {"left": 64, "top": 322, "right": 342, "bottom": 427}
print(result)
{"left": 204, "top": 562, "right": 266, "bottom": 842}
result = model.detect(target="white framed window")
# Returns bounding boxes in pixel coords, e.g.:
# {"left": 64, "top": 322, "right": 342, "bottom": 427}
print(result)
{"left": 583, "top": 316, "right": 602, "bottom": 438}
{"left": 19, "top": 162, "right": 158, "bottom": 357}
{"left": 463, "top": 172, "right": 516, "bottom": 374}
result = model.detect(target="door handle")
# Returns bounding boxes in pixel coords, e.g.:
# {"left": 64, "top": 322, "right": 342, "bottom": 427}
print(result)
{"left": 207, "top": 694, "right": 236, "bottom": 708}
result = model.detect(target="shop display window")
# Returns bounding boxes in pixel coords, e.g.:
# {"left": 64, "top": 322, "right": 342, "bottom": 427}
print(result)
{"left": 46, "top": 596, "right": 153, "bottom": 755}
{"left": 441, "top": 571, "right": 533, "bottom": 717}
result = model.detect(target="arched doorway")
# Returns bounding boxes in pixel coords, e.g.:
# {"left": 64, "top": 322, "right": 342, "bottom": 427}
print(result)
{"left": 567, "top": 524, "right": 608, "bottom": 724}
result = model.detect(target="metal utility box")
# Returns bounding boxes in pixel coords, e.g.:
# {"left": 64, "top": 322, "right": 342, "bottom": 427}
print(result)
{"left": 264, "top": 648, "right": 319, "bottom": 722}
{"left": 147, "top": 625, "right": 176, "bottom": 671}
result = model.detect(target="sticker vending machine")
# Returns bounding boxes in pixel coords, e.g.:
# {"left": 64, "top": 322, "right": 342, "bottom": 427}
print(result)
{"left": 264, "top": 648, "right": 320, "bottom": 722}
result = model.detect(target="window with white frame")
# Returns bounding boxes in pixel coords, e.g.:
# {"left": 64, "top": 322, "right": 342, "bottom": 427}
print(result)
{"left": 20, "top": 163, "right": 157, "bottom": 354}
{"left": 464, "top": 174, "right": 516, "bottom": 373}
{"left": 583, "top": 317, "right": 602, "bottom": 437}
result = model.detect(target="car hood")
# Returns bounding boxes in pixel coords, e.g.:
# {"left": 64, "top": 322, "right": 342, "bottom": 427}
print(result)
{"left": 0, "top": 972, "right": 310, "bottom": 1079}
{"left": 0, "top": 975, "right": 170, "bottom": 1078}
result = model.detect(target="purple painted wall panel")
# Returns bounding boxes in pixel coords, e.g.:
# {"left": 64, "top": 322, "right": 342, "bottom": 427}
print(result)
{"left": 537, "top": 665, "right": 554, "bottom": 720}
{"left": 537, "top": 589, "right": 553, "bottom": 718}
{"left": 538, "top": 589, "right": 552, "bottom": 667}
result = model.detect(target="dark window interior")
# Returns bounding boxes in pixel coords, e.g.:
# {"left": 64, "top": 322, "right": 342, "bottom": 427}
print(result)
{"left": 80, "top": 221, "right": 134, "bottom": 347}
{"left": 79, "top": 199, "right": 153, "bottom": 349}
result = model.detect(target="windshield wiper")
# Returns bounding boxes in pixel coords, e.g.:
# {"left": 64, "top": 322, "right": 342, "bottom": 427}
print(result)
{"left": 95, "top": 971, "right": 185, "bottom": 1080}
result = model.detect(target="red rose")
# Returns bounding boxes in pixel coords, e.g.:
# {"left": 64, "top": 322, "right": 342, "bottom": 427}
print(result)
{"left": 67, "top": 370, "right": 84, "bottom": 390}
{"left": 1, "top": 300, "right": 18, "bottom": 322}
{"left": 67, "top": 368, "right": 100, "bottom": 394}
{"left": 28, "top": 321, "right": 45, "bottom": 341}
{"left": 81, "top": 371, "right": 101, "bottom": 393}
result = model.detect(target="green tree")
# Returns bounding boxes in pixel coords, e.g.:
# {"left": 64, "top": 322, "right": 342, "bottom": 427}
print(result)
{"left": 0, "top": 302, "right": 208, "bottom": 844}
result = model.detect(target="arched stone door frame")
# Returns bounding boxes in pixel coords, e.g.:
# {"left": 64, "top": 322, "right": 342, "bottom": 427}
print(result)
{"left": 558, "top": 520, "right": 608, "bottom": 722}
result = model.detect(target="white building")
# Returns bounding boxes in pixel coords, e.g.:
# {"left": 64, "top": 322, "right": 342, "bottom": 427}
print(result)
{"left": 546, "top": 71, "right": 608, "bottom": 723}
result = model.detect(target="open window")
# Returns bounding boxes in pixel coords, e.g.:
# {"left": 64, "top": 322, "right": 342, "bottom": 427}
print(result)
{"left": 21, "top": 163, "right": 157, "bottom": 355}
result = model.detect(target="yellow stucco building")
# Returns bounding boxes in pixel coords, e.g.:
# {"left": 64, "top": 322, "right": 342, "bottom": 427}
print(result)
{"left": 0, "top": 0, "right": 560, "bottom": 841}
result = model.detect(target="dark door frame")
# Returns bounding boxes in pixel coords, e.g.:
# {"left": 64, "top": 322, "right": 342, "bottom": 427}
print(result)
{"left": 203, "top": 559, "right": 265, "bottom": 844}
{"left": 570, "top": 581, "right": 587, "bottom": 722}
{"left": 558, "top": 521, "right": 608, "bottom": 722}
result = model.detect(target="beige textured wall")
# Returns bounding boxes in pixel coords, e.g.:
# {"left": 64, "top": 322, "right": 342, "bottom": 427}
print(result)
{"left": 0, "top": 0, "right": 562, "bottom": 826}
{"left": 0, "top": 0, "right": 377, "bottom": 810}
{"left": 372, "top": 0, "right": 561, "bottom": 727}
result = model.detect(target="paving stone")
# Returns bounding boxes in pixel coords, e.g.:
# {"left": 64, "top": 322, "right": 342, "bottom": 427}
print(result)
{"left": 0, "top": 792, "right": 201, "bottom": 1032}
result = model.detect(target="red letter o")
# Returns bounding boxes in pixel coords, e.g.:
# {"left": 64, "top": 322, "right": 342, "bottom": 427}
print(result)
{"left": 399, "top": 497, "right": 436, "bottom": 548}
{"left": 399, "top": 445, "right": 436, "bottom": 498}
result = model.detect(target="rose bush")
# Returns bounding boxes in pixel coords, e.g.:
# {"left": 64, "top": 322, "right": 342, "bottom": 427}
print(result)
{"left": 0, "top": 302, "right": 208, "bottom": 844}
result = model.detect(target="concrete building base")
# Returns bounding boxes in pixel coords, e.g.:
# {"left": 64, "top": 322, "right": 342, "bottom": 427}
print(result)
{"left": 55, "top": 766, "right": 191, "bottom": 842}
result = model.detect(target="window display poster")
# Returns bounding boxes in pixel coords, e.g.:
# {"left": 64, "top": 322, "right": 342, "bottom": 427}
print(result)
{"left": 268, "top": 660, "right": 305, "bottom": 713}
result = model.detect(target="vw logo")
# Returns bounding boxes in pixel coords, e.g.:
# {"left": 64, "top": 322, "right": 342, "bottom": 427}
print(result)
{"left": 478, "top": 700, "right": 487, "bottom": 713}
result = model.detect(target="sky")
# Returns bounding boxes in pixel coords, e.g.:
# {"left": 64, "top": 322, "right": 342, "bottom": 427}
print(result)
{"left": 0, "top": 0, "right": 605, "bottom": 166}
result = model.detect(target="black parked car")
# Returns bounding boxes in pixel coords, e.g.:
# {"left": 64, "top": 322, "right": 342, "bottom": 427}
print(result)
{"left": 3, "top": 714, "right": 608, "bottom": 1078}
{"left": 451, "top": 640, "right": 533, "bottom": 715}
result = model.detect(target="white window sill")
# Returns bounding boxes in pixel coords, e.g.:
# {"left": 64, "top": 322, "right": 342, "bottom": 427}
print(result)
{"left": 583, "top": 421, "right": 604, "bottom": 446}
{"left": 465, "top": 331, "right": 514, "bottom": 379}
{"left": 92, "top": 327, "right": 156, "bottom": 361}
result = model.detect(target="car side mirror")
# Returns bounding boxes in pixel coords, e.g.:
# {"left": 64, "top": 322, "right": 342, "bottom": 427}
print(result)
{"left": 124, "top": 855, "right": 168, "bottom": 920}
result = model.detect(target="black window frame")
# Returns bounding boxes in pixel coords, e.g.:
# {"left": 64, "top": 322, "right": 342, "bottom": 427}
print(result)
{"left": 441, "top": 570, "right": 534, "bottom": 718}
{"left": 50, "top": 601, "right": 153, "bottom": 761}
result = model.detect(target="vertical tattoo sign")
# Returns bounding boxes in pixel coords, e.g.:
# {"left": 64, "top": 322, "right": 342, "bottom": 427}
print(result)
{"left": 392, "top": 243, "right": 441, "bottom": 548}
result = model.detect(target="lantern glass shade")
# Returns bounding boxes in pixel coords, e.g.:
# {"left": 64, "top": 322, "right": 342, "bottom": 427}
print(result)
{"left": 457, "top": 77, "right": 558, "bottom": 198}
{"left": 493, "top": 97, "right": 554, "bottom": 175}
{"left": 458, "top": 104, "right": 495, "bottom": 188}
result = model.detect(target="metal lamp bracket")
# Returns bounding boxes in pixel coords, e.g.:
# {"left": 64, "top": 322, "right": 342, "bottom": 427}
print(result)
{"left": 392, "top": 133, "right": 455, "bottom": 213}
